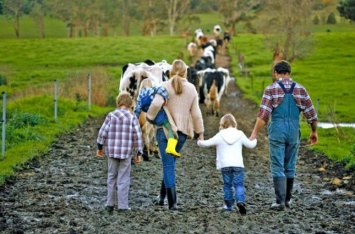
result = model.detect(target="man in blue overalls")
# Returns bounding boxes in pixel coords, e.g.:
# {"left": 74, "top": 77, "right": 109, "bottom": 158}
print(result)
{"left": 250, "top": 60, "right": 318, "bottom": 210}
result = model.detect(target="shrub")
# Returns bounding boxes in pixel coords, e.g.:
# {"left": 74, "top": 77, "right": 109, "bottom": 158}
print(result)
{"left": 327, "top": 12, "right": 337, "bottom": 24}
{"left": 0, "top": 74, "right": 7, "bottom": 86}
{"left": 313, "top": 15, "right": 320, "bottom": 25}
{"left": 0, "top": 112, "right": 48, "bottom": 149}
{"left": 345, "top": 144, "right": 355, "bottom": 170}
{"left": 7, "top": 112, "right": 47, "bottom": 128}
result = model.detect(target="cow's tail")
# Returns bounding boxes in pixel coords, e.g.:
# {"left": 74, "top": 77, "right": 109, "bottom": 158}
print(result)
{"left": 210, "top": 79, "right": 217, "bottom": 101}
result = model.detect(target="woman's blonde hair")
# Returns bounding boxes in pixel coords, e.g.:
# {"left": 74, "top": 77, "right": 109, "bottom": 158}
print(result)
{"left": 116, "top": 91, "right": 133, "bottom": 108}
{"left": 219, "top": 113, "right": 237, "bottom": 130}
{"left": 170, "top": 59, "right": 187, "bottom": 95}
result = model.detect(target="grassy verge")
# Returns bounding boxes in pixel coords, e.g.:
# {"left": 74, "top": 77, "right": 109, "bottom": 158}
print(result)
{"left": 0, "top": 95, "right": 111, "bottom": 184}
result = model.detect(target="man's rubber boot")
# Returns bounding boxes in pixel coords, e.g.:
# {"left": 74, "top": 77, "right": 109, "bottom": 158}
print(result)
{"left": 285, "top": 178, "right": 294, "bottom": 208}
{"left": 270, "top": 177, "right": 286, "bottom": 211}
{"left": 167, "top": 187, "right": 177, "bottom": 210}
{"left": 166, "top": 138, "right": 181, "bottom": 157}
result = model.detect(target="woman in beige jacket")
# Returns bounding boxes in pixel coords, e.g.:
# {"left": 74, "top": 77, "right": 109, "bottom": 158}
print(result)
{"left": 147, "top": 59, "right": 204, "bottom": 210}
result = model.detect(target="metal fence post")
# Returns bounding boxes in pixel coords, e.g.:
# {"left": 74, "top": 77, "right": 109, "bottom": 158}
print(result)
{"left": 54, "top": 80, "right": 58, "bottom": 122}
{"left": 2, "top": 92, "right": 6, "bottom": 160}
{"left": 88, "top": 73, "right": 92, "bottom": 111}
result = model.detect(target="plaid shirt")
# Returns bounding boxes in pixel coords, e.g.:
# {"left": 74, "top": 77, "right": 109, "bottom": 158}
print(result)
{"left": 257, "top": 78, "right": 317, "bottom": 124}
{"left": 97, "top": 107, "right": 143, "bottom": 159}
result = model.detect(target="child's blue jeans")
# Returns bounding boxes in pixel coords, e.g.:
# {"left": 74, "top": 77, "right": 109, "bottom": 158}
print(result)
{"left": 221, "top": 167, "right": 245, "bottom": 209}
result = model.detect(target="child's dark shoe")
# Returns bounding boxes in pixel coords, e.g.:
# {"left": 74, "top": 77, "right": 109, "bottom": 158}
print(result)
{"left": 237, "top": 202, "right": 247, "bottom": 215}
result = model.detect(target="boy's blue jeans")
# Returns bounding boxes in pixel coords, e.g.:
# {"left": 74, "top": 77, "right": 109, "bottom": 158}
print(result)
{"left": 221, "top": 167, "right": 245, "bottom": 209}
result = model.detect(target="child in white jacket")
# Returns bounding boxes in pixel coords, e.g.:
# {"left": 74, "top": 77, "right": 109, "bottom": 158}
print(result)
{"left": 197, "top": 113, "right": 257, "bottom": 215}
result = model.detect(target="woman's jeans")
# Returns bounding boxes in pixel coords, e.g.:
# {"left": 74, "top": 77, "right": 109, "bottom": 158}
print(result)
{"left": 221, "top": 167, "right": 245, "bottom": 208}
{"left": 156, "top": 128, "right": 187, "bottom": 188}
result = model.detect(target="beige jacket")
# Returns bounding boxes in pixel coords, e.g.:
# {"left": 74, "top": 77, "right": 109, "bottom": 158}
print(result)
{"left": 146, "top": 78, "right": 204, "bottom": 139}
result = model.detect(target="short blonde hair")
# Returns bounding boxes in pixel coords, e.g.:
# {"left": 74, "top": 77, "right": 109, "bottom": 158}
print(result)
{"left": 116, "top": 91, "right": 133, "bottom": 108}
{"left": 219, "top": 113, "right": 237, "bottom": 130}
{"left": 139, "top": 78, "right": 153, "bottom": 91}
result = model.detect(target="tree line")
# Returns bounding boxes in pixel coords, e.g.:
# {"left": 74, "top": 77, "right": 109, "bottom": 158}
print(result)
{"left": 1, "top": 0, "right": 245, "bottom": 38}
{"left": 1, "top": 0, "right": 352, "bottom": 62}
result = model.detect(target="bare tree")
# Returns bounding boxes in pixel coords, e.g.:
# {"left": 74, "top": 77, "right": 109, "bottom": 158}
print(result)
{"left": 163, "top": 0, "right": 190, "bottom": 36}
{"left": 136, "top": 0, "right": 166, "bottom": 36}
{"left": 3, "top": 0, "right": 25, "bottom": 39}
{"left": 256, "top": 0, "right": 315, "bottom": 63}
{"left": 29, "top": 1, "right": 46, "bottom": 38}
{"left": 217, "top": 0, "right": 260, "bottom": 35}
{"left": 121, "top": 0, "right": 132, "bottom": 36}
{"left": 98, "top": 0, "right": 122, "bottom": 37}
{"left": 46, "top": 0, "right": 78, "bottom": 37}
{"left": 46, "top": 0, "right": 93, "bottom": 38}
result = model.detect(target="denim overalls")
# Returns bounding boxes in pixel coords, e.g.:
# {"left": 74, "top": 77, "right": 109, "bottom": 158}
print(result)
{"left": 268, "top": 82, "right": 300, "bottom": 179}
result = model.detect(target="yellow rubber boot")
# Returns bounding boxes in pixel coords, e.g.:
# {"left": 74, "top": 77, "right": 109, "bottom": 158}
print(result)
{"left": 166, "top": 138, "right": 181, "bottom": 157}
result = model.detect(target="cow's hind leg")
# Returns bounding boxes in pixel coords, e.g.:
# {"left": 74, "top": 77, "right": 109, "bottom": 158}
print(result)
{"left": 215, "top": 100, "right": 220, "bottom": 117}
{"left": 210, "top": 100, "right": 216, "bottom": 117}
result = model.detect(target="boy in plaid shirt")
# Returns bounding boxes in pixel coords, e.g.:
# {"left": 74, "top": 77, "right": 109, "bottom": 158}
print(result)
{"left": 97, "top": 91, "right": 143, "bottom": 213}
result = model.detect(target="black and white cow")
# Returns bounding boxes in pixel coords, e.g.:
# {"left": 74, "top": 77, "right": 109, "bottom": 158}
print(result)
{"left": 223, "top": 31, "right": 231, "bottom": 48}
{"left": 194, "top": 28, "right": 204, "bottom": 47}
{"left": 187, "top": 66, "right": 199, "bottom": 92}
{"left": 213, "top": 25, "right": 222, "bottom": 37}
{"left": 155, "top": 60, "right": 172, "bottom": 81}
{"left": 187, "top": 42, "right": 197, "bottom": 57}
{"left": 119, "top": 59, "right": 172, "bottom": 161}
{"left": 195, "top": 55, "right": 215, "bottom": 71}
{"left": 119, "top": 59, "right": 170, "bottom": 99}
{"left": 195, "top": 39, "right": 216, "bottom": 71}
{"left": 197, "top": 67, "right": 233, "bottom": 117}
{"left": 216, "top": 67, "right": 233, "bottom": 95}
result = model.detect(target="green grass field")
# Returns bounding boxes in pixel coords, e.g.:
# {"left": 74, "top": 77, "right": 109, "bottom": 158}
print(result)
{"left": 0, "top": 36, "right": 187, "bottom": 97}
{"left": 0, "top": 14, "right": 354, "bottom": 185}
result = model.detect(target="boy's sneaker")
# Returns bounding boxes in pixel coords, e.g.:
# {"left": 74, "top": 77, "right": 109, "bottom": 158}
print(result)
{"left": 270, "top": 202, "right": 285, "bottom": 211}
{"left": 237, "top": 202, "right": 247, "bottom": 215}
{"left": 117, "top": 207, "right": 131, "bottom": 212}
{"left": 223, "top": 205, "right": 232, "bottom": 211}
{"left": 105, "top": 205, "right": 114, "bottom": 213}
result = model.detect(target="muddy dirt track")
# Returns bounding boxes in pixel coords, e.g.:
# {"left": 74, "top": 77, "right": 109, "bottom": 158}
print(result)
{"left": 0, "top": 42, "right": 354, "bottom": 234}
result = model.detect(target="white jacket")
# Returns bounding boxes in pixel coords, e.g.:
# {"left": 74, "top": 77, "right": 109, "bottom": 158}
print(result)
{"left": 197, "top": 127, "right": 257, "bottom": 170}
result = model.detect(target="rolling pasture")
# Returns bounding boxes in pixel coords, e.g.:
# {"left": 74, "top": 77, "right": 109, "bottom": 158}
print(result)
{"left": 0, "top": 22, "right": 354, "bottom": 184}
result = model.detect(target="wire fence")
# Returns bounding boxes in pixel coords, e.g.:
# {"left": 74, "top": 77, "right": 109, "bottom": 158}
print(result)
{"left": 1, "top": 74, "right": 93, "bottom": 160}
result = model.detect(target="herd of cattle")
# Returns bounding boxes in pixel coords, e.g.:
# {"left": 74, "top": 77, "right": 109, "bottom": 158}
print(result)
{"left": 118, "top": 25, "right": 234, "bottom": 159}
